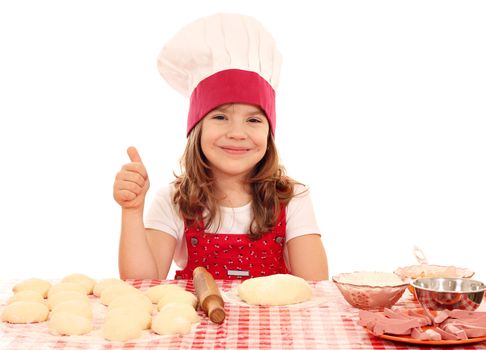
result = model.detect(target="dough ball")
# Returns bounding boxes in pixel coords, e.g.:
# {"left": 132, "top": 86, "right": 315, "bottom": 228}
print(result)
{"left": 1, "top": 301, "right": 49, "bottom": 324}
{"left": 106, "top": 306, "right": 151, "bottom": 330}
{"left": 48, "top": 312, "right": 92, "bottom": 336}
{"left": 100, "top": 284, "right": 141, "bottom": 306}
{"left": 237, "top": 274, "right": 313, "bottom": 306}
{"left": 62, "top": 273, "right": 96, "bottom": 294}
{"left": 108, "top": 293, "right": 153, "bottom": 314}
{"left": 152, "top": 313, "right": 192, "bottom": 335}
{"left": 51, "top": 299, "right": 93, "bottom": 320}
{"left": 144, "top": 284, "right": 185, "bottom": 304}
{"left": 12, "top": 278, "right": 51, "bottom": 298}
{"left": 8, "top": 290, "right": 44, "bottom": 304}
{"left": 102, "top": 314, "right": 143, "bottom": 341}
{"left": 156, "top": 290, "right": 197, "bottom": 311}
{"left": 93, "top": 278, "right": 127, "bottom": 297}
{"left": 159, "top": 303, "right": 200, "bottom": 324}
{"left": 48, "top": 290, "right": 89, "bottom": 310}
{"left": 47, "top": 282, "right": 87, "bottom": 298}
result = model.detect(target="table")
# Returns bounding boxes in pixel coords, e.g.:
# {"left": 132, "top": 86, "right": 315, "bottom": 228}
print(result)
{"left": 1, "top": 279, "right": 485, "bottom": 349}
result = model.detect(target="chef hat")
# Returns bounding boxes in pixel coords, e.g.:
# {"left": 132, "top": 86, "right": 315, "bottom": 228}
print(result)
{"left": 157, "top": 13, "right": 282, "bottom": 136}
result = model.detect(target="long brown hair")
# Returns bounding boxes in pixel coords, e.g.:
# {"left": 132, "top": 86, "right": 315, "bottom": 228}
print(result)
{"left": 173, "top": 112, "right": 297, "bottom": 240}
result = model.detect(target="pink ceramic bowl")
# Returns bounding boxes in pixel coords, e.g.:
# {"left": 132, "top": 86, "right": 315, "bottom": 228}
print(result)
{"left": 333, "top": 272, "right": 408, "bottom": 310}
{"left": 394, "top": 264, "right": 474, "bottom": 281}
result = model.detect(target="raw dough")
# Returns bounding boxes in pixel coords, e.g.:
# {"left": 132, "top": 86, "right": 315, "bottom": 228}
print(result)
{"left": 8, "top": 290, "right": 44, "bottom": 304}
{"left": 108, "top": 293, "right": 153, "bottom": 314}
{"left": 48, "top": 311, "right": 92, "bottom": 336}
{"left": 102, "top": 314, "right": 143, "bottom": 341}
{"left": 12, "top": 278, "right": 51, "bottom": 298}
{"left": 62, "top": 273, "right": 96, "bottom": 294}
{"left": 158, "top": 303, "right": 200, "bottom": 323}
{"left": 48, "top": 290, "right": 89, "bottom": 310}
{"left": 152, "top": 313, "right": 192, "bottom": 335}
{"left": 93, "top": 278, "right": 127, "bottom": 297}
{"left": 100, "top": 284, "right": 140, "bottom": 305}
{"left": 151, "top": 303, "right": 199, "bottom": 336}
{"left": 106, "top": 306, "right": 151, "bottom": 330}
{"left": 51, "top": 299, "right": 93, "bottom": 320}
{"left": 1, "top": 301, "right": 49, "bottom": 323}
{"left": 156, "top": 290, "right": 197, "bottom": 311}
{"left": 237, "top": 274, "right": 313, "bottom": 305}
{"left": 144, "top": 284, "right": 185, "bottom": 303}
{"left": 47, "top": 282, "right": 87, "bottom": 298}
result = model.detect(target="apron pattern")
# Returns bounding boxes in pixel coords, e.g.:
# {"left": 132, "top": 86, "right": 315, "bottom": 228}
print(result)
{"left": 175, "top": 206, "right": 289, "bottom": 280}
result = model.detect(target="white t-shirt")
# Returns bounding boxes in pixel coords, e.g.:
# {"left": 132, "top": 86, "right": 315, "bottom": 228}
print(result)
{"left": 144, "top": 183, "right": 320, "bottom": 269}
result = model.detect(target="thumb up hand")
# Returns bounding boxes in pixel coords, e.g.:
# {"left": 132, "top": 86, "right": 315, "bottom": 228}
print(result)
{"left": 113, "top": 146, "right": 150, "bottom": 211}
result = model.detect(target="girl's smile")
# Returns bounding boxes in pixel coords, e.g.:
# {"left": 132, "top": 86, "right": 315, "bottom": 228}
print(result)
{"left": 219, "top": 145, "right": 252, "bottom": 155}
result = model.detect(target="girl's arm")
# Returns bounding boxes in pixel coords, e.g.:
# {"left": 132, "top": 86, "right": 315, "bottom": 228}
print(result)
{"left": 118, "top": 209, "right": 164, "bottom": 280}
{"left": 118, "top": 212, "right": 176, "bottom": 280}
{"left": 146, "top": 228, "right": 177, "bottom": 279}
{"left": 287, "top": 234, "right": 329, "bottom": 281}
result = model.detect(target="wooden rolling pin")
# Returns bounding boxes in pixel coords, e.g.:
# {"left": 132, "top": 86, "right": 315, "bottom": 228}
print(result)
{"left": 193, "top": 267, "right": 226, "bottom": 324}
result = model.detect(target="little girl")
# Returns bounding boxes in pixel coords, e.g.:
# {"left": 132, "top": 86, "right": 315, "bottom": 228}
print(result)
{"left": 113, "top": 14, "right": 328, "bottom": 281}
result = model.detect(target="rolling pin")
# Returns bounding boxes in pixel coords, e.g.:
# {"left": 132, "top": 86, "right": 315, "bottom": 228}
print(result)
{"left": 193, "top": 266, "right": 226, "bottom": 324}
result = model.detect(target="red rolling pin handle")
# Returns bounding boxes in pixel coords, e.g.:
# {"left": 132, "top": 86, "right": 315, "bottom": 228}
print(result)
{"left": 193, "top": 266, "right": 226, "bottom": 324}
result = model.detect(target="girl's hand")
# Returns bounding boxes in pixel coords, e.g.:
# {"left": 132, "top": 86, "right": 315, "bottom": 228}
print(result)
{"left": 113, "top": 146, "right": 150, "bottom": 211}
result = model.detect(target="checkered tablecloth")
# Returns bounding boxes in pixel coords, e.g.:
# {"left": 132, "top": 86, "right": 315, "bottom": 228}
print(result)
{"left": 1, "top": 279, "right": 485, "bottom": 349}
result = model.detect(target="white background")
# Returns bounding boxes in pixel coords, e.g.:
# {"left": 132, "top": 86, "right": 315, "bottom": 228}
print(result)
{"left": 1, "top": 1, "right": 485, "bottom": 282}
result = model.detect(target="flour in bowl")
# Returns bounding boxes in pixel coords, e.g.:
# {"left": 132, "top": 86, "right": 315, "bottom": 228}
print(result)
{"left": 338, "top": 272, "right": 405, "bottom": 286}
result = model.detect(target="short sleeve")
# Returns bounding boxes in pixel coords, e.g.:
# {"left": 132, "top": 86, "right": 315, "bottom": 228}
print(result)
{"left": 144, "top": 185, "right": 184, "bottom": 240}
{"left": 285, "top": 184, "right": 321, "bottom": 242}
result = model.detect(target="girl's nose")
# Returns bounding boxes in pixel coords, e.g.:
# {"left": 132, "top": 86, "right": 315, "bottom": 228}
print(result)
{"left": 226, "top": 121, "right": 247, "bottom": 139}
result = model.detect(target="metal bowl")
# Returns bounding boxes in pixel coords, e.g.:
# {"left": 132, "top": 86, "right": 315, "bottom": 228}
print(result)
{"left": 394, "top": 265, "right": 474, "bottom": 297}
{"left": 411, "top": 277, "right": 486, "bottom": 311}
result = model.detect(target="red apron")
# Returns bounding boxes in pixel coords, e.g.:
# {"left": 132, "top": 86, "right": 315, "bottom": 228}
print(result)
{"left": 175, "top": 206, "right": 289, "bottom": 280}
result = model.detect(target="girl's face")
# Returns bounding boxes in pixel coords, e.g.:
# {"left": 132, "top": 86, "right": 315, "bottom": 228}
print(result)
{"left": 201, "top": 103, "right": 269, "bottom": 180}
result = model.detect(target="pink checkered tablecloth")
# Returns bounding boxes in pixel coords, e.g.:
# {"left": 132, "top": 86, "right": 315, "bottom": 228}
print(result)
{"left": 1, "top": 279, "right": 485, "bottom": 349}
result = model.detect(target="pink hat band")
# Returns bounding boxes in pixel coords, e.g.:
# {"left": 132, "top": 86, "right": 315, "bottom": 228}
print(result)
{"left": 187, "top": 69, "right": 276, "bottom": 136}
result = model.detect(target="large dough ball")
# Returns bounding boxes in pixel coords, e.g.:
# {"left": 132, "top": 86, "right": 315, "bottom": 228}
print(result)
{"left": 93, "top": 278, "right": 127, "bottom": 297}
{"left": 8, "top": 290, "right": 44, "bottom": 304}
{"left": 51, "top": 299, "right": 93, "bottom": 320}
{"left": 106, "top": 307, "right": 151, "bottom": 330}
{"left": 48, "top": 290, "right": 89, "bottom": 310}
{"left": 152, "top": 313, "right": 192, "bottom": 335}
{"left": 237, "top": 274, "right": 313, "bottom": 305}
{"left": 48, "top": 312, "right": 92, "bottom": 336}
{"left": 12, "top": 278, "right": 51, "bottom": 298}
{"left": 100, "top": 284, "right": 140, "bottom": 306}
{"left": 62, "top": 274, "right": 96, "bottom": 294}
{"left": 156, "top": 290, "right": 197, "bottom": 311}
{"left": 102, "top": 314, "right": 143, "bottom": 341}
{"left": 48, "top": 282, "right": 87, "bottom": 298}
{"left": 1, "top": 301, "right": 49, "bottom": 323}
{"left": 144, "top": 284, "right": 185, "bottom": 304}
{"left": 108, "top": 293, "right": 153, "bottom": 314}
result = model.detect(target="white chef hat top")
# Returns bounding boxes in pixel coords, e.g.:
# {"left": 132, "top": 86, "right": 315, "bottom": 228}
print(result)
{"left": 157, "top": 13, "right": 282, "bottom": 135}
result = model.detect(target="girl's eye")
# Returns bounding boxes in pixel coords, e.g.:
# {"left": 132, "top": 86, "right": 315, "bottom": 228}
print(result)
{"left": 212, "top": 115, "right": 226, "bottom": 120}
{"left": 248, "top": 117, "right": 263, "bottom": 123}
